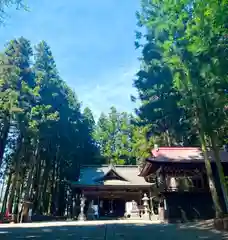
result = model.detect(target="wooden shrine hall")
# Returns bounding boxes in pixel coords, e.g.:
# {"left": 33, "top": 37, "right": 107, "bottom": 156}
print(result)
{"left": 69, "top": 165, "right": 156, "bottom": 220}
{"left": 139, "top": 147, "right": 228, "bottom": 223}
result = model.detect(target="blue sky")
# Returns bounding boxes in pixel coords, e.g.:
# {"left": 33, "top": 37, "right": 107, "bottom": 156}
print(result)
{"left": 0, "top": 0, "right": 141, "bottom": 119}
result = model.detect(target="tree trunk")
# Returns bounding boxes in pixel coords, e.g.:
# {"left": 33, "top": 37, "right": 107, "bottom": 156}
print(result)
{"left": 7, "top": 136, "right": 23, "bottom": 214}
{"left": 35, "top": 171, "right": 44, "bottom": 213}
{"left": 0, "top": 171, "right": 6, "bottom": 202}
{"left": 200, "top": 131, "right": 223, "bottom": 218}
{"left": 46, "top": 177, "right": 52, "bottom": 215}
{"left": 18, "top": 142, "right": 38, "bottom": 223}
{"left": 49, "top": 162, "right": 56, "bottom": 215}
{"left": 0, "top": 116, "right": 10, "bottom": 167}
{"left": 7, "top": 172, "right": 17, "bottom": 214}
{"left": 32, "top": 157, "right": 42, "bottom": 213}
{"left": 25, "top": 166, "right": 35, "bottom": 201}
{"left": 1, "top": 171, "right": 12, "bottom": 215}
{"left": 23, "top": 150, "right": 37, "bottom": 202}
{"left": 40, "top": 163, "right": 50, "bottom": 214}
{"left": 49, "top": 148, "right": 59, "bottom": 215}
{"left": 165, "top": 129, "right": 171, "bottom": 146}
{"left": 17, "top": 173, "right": 25, "bottom": 222}
{"left": 55, "top": 157, "right": 61, "bottom": 216}
{"left": 210, "top": 134, "right": 228, "bottom": 213}
{"left": 12, "top": 176, "right": 22, "bottom": 222}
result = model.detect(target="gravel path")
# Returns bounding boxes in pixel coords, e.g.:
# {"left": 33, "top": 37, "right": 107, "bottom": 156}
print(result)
{"left": 0, "top": 220, "right": 227, "bottom": 239}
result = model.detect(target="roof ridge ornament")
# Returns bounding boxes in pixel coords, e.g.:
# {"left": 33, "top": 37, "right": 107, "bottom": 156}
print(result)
{"left": 108, "top": 163, "right": 116, "bottom": 170}
{"left": 154, "top": 144, "right": 159, "bottom": 152}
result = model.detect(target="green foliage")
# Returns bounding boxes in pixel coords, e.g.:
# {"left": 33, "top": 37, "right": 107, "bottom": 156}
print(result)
{"left": 94, "top": 107, "right": 137, "bottom": 165}
{"left": 0, "top": 37, "right": 99, "bottom": 216}
{"left": 133, "top": 3, "right": 199, "bottom": 147}
{"left": 93, "top": 107, "right": 162, "bottom": 166}
{"left": 135, "top": 0, "right": 228, "bottom": 216}
{"left": 131, "top": 122, "right": 155, "bottom": 166}
{"left": 0, "top": 0, "right": 27, "bottom": 24}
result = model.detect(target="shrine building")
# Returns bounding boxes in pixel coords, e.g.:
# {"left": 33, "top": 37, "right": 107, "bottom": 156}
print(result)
{"left": 139, "top": 147, "right": 228, "bottom": 223}
{"left": 69, "top": 165, "right": 156, "bottom": 220}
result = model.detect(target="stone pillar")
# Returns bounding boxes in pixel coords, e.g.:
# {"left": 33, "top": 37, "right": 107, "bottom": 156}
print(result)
{"left": 72, "top": 195, "right": 77, "bottom": 219}
{"left": 150, "top": 197, "right": 154, "bottom": 215}
{"left": 149, "top": 191, "right": 154, "bottom": 215}
{"left": 69, "top": 189, "right": 73, "bottom": 219}
{"left": 65, "top": 188, "right": 70, "bottom": 219}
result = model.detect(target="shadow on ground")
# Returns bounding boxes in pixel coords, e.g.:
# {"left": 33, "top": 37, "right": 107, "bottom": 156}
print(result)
{"left": 0, "top": 221, "right": 226, "bottom": 240}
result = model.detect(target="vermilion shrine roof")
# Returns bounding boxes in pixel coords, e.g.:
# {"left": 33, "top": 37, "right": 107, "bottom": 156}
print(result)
{"left": 149, "top": 147, "right": 228, "bottom": 163}
{"left": 138, "top": 147, "right": 228, "bottom": 177}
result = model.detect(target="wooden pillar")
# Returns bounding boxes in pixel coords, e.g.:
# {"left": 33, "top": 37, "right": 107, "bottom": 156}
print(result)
{"left": 200, "top": 172, "right": 204, "bottom": 189}
{"left": 140, "top": 190, "right": 142, "bottom": 205}
{"left": 149, "top": 190, "right": 154, "bottom": 215}
{"left": 158, "top": 195, "right": 165, "bottom": 222}
{"left": 161, "top": 166, "right": 167, "bottom": 190}
{"left": 97, "top": 195, "right": 100, "bottom": 218}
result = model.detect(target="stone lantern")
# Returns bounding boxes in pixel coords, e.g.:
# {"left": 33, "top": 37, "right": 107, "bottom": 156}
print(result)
{"left": 77, "top": 194, "right": 86, "bottom": 221}
{"left": 142, "top": 193, "right": 150, "bottom": 220}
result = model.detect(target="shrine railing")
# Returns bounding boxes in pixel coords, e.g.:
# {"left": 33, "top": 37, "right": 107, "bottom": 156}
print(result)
{"left": 156, "top": 179, "right": 208, "bottom": 192}
{"left": 163, "top": 186, "right": 208, "bottom": 192}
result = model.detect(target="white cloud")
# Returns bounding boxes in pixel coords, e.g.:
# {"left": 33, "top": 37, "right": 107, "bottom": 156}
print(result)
{"left": 71, "top": 66, "right": 139, "bottom": 120}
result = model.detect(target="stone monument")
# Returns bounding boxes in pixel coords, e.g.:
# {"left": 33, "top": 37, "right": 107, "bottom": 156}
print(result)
{"left": 129, "top": 200, "right": 140, "bottom": 220}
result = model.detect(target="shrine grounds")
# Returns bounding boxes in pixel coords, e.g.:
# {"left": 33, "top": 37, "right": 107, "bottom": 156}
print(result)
{"left": 0, "top": 220, "right": 227, "bottom": 240}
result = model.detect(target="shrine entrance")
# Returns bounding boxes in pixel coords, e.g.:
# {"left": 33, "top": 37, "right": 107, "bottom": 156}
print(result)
{"left": 82, "top": 188, "right": 144, "bottom": 219}
{"left": 99, "top": 198, "right": 125, "bottom": 218}
{"left": 73, "top": 186, "right": 159, "bottom": 221}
